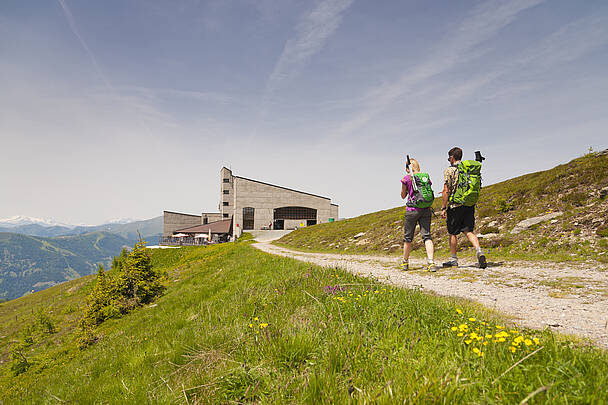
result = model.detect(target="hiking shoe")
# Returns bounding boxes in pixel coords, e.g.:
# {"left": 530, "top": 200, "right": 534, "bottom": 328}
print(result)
{"left": 442, "top": 259, "right": 458, "bottom": 268}
{"left": 400, "top": 261, "right": 409, "bottom": 271}
{"left": 425, "top": 264, "right": 439, "bottom": 272}
{"left": 477, "top": 253, "right": 487, "bottom": 269}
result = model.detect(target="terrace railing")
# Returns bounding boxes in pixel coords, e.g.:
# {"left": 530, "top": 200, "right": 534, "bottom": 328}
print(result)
{"left": 159, "top": 236, "right": 210, "bottom": 246}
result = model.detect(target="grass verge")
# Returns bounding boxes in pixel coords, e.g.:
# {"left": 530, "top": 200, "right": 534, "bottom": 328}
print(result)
{"left": 1, "top": 242, "right": 606, "bottom": 403}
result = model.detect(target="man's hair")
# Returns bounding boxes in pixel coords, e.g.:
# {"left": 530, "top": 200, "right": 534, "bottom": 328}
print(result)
{"left": 410, "top": 158, "right": 420, "bottom": 173}
{"left": 448, "top": 147, "right": 463, "bottom": 161}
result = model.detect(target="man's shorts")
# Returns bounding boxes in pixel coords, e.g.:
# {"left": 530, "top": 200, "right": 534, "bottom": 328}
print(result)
{"left": 403, "top": 208, "right": 432, "bottom": 243}
{"left": 446, "top": 205, "right": 475, "bottom": 235}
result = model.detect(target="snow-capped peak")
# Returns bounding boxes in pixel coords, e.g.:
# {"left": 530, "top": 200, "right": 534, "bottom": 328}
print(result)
{"left": 102, "top": 217, "right": 141, "bottom": 225}
{"left": 0, "top": 215, "right": 76, "bottom": 228}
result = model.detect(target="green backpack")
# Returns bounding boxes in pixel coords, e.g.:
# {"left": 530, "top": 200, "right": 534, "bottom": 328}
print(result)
{"left": 450, "top": 160, "right": 482, "bottom": 206}
{"left": 407, "top": 173, "right": 434, "bottom": 208}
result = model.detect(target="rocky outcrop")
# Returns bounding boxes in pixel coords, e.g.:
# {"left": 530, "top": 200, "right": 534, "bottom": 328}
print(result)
{"left": 511, "top": 212, "right": 563, "bottom": 234}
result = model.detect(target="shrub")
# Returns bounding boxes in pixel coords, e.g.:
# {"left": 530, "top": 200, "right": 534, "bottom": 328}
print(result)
{"left": 114, "top": 240, "right": 163, "bottom": 306}
{"left": 495, "top": 198, "right": 514, "bottom": 213}
{"left": 561, "top": 191, "right": 587, "bottom": 207}
{"left": 597, "top": 226, "right": 608, "bottom": 238}
{"left": 111, "top": 247, "right": 129, "bottom": 271}
{"left": 476, "top": 205, "right": 497, "bottom": 218}
{"left": 78, "top": 240, "right": 165, "bottom": 348}
{"left": 479, "top": 226, "right": 499, "bottom": 234}
{"left": 9, "top": 343, "right": 31, "bottom": 376}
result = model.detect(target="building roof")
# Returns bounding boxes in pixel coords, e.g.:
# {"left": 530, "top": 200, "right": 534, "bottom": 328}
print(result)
{"left": 174, "top": 218, "right": 232, "bottom": 234}
{"left": 163, "top": 210, "right": 201, "bottom": 217}
{"left": 233, "top": 174, "right": 331, "bottom": 200}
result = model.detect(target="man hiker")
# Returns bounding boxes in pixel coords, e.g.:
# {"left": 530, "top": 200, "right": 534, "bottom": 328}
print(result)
{"left": 400, "top": 158, "right": 440, "bottom": 272}
{"left": 441, "top": 147, "right": 487, "bottom": 269}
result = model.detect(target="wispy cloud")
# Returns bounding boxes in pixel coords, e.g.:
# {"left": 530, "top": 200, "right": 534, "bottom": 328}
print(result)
{"left": 333, "top": 0, "right": 546, "bottom": 137}
{"left": 57, "top": 0, "right": 110, "bottom": 87}
{"left": 265, "top": 0, "right": 354, "bottom": 95}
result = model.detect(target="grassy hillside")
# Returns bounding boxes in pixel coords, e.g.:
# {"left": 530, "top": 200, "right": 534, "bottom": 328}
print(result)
{"left": 0, "top": 231, "right": 131, "bottom": 300}
{"left": 277, "top": 151, "right": 608, "bottom": 262}
{"left": 0, "top": 242, "right": 606, "bottom": 403}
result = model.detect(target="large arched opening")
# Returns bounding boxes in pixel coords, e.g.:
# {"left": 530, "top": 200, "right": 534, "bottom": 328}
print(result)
{"left": 273, "top": 206, "right": 317, "bottom": 230}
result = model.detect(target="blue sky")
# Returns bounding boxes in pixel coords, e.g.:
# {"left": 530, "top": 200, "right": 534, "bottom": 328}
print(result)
{"left": 1, "top": 0, "right": 607, "bottom": 225}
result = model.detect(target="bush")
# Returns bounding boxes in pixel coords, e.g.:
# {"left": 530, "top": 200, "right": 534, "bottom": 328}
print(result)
{"left": 479, "top": 226, "right": 500, "bottom": 234}
{"left": 597, "top": 226, "right": 608, "bottom": 238}
{"left": 561, "top": 191, "right": 587, "bottom": 207}
{"left": 495, "top": 198, "right": 514, "bottom": 213}
{"left": 78, "top": 240, "right": 165, "bottom": 348}
{"left": 9, "top": 343, "right": 31, "bottom": 376}
{"left": 476, "top": 205, "right": 497, "bottom": 218}
{"left": 481, "top": 236, "right": 514, "bottom": 248}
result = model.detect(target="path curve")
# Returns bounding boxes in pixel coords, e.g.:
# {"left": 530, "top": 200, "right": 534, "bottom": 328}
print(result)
{"left": 254, "top": 242, "right": 608, "bottom": 349}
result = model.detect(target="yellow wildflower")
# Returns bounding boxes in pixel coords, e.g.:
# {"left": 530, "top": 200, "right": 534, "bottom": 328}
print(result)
{"left": 524, "top": 339, "right": 533, "bottom": 346}
{"left": 451, "top": 327, "right": 458, "bottom": 332}
{"left": 496, "top": 325, "right": 504, "bottom": 329}
{"left": 469, "top": 317, "right": 476, "bottom": 322}
{"left": 248, "top": 324, "right": 253, "bottom": 328}
{"left": 457, "top": 333, "right": 464, "bottom": 337}
{"left": 510, "top": 346, "right": 517, "bottom": 353}
{"left": 260, "top": 323, "right": 269, "bottom": 329}
{"left": 472, "top": 348, "right": 480, "bottom": 354}
{"left": 485, "top": 334, "right": 493, "bottom": 339}
{"left": 498, "top": 338, "right": 506, "bottom": 343}
{"left": 533, "top": 337, "right": 540, "bottom": 345}
{"left": 465, "top": 339, "right": 472, "bottom": 345}
{"left": 253, "top": 317, "right": 259, "bottom": 321}
{"left": 456, "top": 308, "right": 463, "bottom": 314}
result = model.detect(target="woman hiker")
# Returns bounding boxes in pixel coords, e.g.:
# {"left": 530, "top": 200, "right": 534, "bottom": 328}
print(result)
{"left": 400, "top": 158, "right": 440, "bottom": 272}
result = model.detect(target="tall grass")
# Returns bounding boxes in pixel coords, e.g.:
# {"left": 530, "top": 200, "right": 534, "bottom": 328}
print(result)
{"left": 1, "top": 242, "right": 606, "bottom": 403}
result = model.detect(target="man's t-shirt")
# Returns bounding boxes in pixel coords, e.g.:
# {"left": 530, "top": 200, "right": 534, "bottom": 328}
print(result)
{"left": 401, "top": 174, "right": 432, "bottom": 211}
{"left": 443, "top": 164, "right": 460, "bottom": 209}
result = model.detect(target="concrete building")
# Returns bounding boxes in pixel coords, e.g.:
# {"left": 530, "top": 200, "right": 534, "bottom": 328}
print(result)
{"left": 163, "top": 167, "right": 339, "bottom": 238}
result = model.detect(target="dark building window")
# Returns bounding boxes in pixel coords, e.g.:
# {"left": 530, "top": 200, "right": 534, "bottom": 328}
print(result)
{"left": 243, "top": 207, "right": 255, "bottom": 230}
{"left": 223, "top": 178, "right": 230, "bottom": 183}
{"left": 273, "top": 206, "right": 317, "bottom": 220}
{"left": 203, "top": 217, "right": 208, "bottom": 224}
{"left": 223, "top": 213, "right": 229, "bottom": 218}
{"left": 223, "top": 202, "right": 229, "bottom": 206}
{"left": 223, "top": 190, "right": 229, "bottom": 194}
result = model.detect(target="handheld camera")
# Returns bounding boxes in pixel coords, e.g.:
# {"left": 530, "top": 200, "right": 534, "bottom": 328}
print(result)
{"left": 475, "top": 150, "right": 485, "bottom": 162}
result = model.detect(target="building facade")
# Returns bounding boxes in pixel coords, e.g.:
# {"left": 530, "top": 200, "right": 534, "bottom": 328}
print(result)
{"left": 163, "top": 167, "right": 339, "bottom": 238}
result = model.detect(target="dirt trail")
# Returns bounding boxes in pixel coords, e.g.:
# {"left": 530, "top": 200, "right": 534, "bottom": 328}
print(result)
{"left": 254, "top": 242, "right": 608, "bottom": 348}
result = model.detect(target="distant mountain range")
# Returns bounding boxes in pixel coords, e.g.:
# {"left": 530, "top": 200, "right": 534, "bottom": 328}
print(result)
{"left": 0, "top": 216, "right": 162, "bottom": 239}
{"left": 0, "top": 231, "right": 134, "bottom": 301}
{"left": 0, "top": 216, "right": 163, "bottom": 301}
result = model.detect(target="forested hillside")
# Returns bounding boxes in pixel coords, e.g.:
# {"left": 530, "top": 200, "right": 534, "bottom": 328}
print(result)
{"left": 0, "top": 232, "right": 131, "bottom": 300}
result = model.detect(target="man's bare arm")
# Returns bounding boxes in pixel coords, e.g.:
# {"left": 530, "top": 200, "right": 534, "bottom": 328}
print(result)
{"left": 401, "top": 183, "right": 408, "bottom": 200}
{"left": 442, "top": 182, "right": 450, "bottom": 209}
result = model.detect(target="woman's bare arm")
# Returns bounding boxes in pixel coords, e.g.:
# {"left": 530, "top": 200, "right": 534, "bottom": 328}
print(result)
{"left": 401, "top": 182, "right": 408, "bottom": 199}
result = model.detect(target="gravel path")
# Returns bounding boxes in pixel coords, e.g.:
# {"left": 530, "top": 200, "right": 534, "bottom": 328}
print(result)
{"left": 254, "top": 242, "right": 608, "bottom": 349}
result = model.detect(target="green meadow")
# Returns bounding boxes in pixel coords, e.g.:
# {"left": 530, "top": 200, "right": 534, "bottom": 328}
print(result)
{"left": 1, "top": 241, "right": 606, "bottom": 404}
